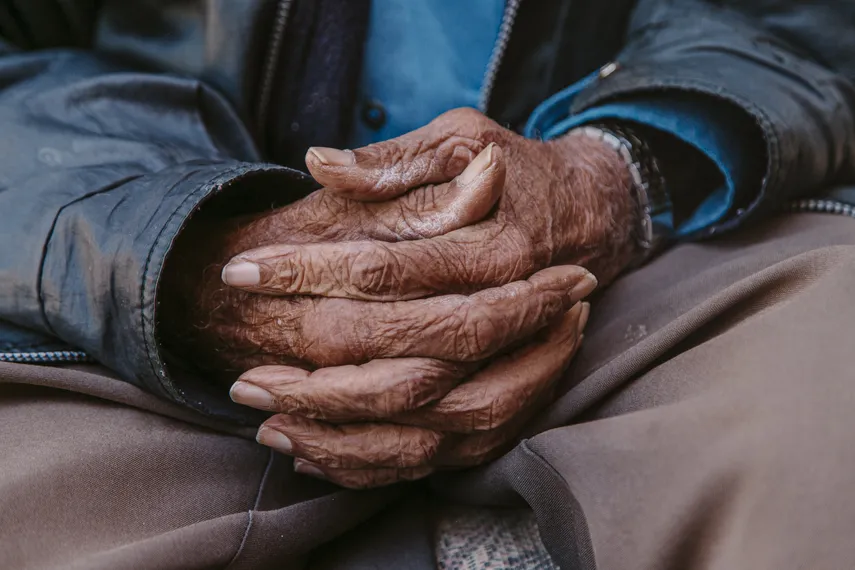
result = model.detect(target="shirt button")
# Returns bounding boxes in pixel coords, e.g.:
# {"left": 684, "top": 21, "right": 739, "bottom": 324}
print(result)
{"left": 361, "top": 100, "right": 387, "bottom": 130}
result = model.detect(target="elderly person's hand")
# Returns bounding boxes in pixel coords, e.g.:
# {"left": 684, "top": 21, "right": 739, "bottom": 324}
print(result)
{"left": 221, "top": 107, "right": 637, "bottom": 299}
{"left": 218, "top": 108, "right": 636, "bottom": 487}
{"left": 163, "top": 145, "right": 595, "bottom": 381}
{"left": 232, "top": 301, "right": 589, "bottom": 488}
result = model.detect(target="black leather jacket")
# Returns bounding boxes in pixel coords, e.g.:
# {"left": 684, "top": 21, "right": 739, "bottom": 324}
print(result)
{"left": 1, "top": 0, "right": 853, "bottom": 419}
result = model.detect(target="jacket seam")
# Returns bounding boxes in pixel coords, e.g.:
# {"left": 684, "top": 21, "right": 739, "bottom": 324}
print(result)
{"left": 36, "top": 173, "right": 144, "bottom": 338}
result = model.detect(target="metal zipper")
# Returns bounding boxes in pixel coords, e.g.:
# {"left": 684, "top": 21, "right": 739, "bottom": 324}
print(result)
{"left": 788, "top": 198, "right": 855, "bottom": 219}
{"left": 478, "top": 0, "right": 522, "bottom": 113}
{"left": 256, "top": 0, "right": 294, "bottom": 137}
{"left": 0, "top": 350, "right": 93, "bottom": 364}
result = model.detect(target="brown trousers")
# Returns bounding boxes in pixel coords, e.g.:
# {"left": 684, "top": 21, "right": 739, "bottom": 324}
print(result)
{"left": 4, "top": 212, "right": 855, "bottom": 570}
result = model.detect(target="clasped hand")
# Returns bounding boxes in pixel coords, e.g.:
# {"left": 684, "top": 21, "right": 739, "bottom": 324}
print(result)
{"left": 203, "top": 109, "right": 634, "bottom": 488}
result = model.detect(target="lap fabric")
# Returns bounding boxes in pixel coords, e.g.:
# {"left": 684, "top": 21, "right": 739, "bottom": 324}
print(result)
{"left": 3, "top": 211, "right": 855, "bottom": 570}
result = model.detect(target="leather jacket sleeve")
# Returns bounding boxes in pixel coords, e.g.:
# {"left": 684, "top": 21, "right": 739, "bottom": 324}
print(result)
{"left": 571, "top": 0, "right": 855, "bottom": 236}
{"left": 0, "top": 1, "right": 310, "bottom": 415}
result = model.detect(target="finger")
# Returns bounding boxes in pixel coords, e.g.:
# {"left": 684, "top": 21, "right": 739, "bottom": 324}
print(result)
{"left": 221, "top": 266, "right": 593, "bottom": 370}
{"left": 293, "top": 458, "right": 434, "bottom": 489}
{"left": 397, "top": 302, "right": 589, "bottom": 433}
{"left": 221, "top": 224, "right": 588, "bottom": 301}
{"left": 232, "top": 358, "right": 476, "bottom": 420}
{"left": 252, "top": 146, "right": 501, "bottom": 246}
{"left": 305, "top": 108, "right": 491, "bottom": 201}
{"left": 286, "top": 266, "right": 596, "bottom": 366}
{"left": 436, "top": 357, "right": 575, "bottom": 467}
{"left": 363, "top": 144, "right": 505, "bottom": 239}
{"left": 257, "top": 414, "right": 445, "bottom": 469}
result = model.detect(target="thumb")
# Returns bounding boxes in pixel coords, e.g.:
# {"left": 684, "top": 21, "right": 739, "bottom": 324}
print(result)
{"left": 365, "top": 143, "right": 505, "bottom": 239}
{"left": 305, "top": 109, "right": 487, "bottom": 201}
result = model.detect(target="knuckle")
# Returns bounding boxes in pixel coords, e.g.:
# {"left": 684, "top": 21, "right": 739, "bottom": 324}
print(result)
{"left": 462, "top": 401, "right": 511, "bottom": 432}
{"left": 351, "top": 249, "right": 399, "bottom": 297}
{"left": 493, "top": 226, "right": 539, "bottom": 283}
{"left": 404, "top": 361, "right": 461, "bottom": 408}
{"left": 269, "top": 252, "right": 304, "bottom": 293}
{"left": 392, "top": 375, "right": 425, "bottom": 414}
{"left": 439, "top": 387, "right": 510, "bottom": 432}
{"left": 444, "top": 107, "right": 484, "bottom": 124}
{"left": 481, "top": 398, "right": 514, "bottom": 431}
{"left": 457, "top": 304, "right": 502, "bottom": 360}
{"left": 397, "top": 428, "right": 442, "bottom": 467}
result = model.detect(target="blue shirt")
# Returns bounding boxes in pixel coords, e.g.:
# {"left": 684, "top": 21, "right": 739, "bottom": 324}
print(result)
{"left": 348, "top": 0, "right": 505, "bottom": 148}
{"left": 350, "top": 1, "right": 753, "bottom": 238}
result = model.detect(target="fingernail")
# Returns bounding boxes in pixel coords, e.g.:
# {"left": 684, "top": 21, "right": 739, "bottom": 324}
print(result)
{"left": 307, "top": 147, "right": 355, "bottom": 166}
{"left": 294, "top": 459, "right": 327, "bottom": 479}
{"left": 577, "top": 302, "right": 591, "bottom": 335}
{"left": 458, "top": 143, "right": 495, "bottom": 186}
{"left": 257, "top": 427, "right": 293, "bottom": 453}
{"left": 222, "top": 261, "right": 260, "bottom": 286}
{"left": 230, "top": 381, "right": 275, "bottom": 409}
{"left": 569, "top": 272, "right": 598, "bottom": 303}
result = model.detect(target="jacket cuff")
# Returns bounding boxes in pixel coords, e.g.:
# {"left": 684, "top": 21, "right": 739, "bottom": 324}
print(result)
{"left": 526, "top": 78, "right": 764, "bottom": 238}
{"left": 568, "top": 31, "right": 852, "bottom": 237}
{"left": 40, "top": 160, "right": 314, "bottom": 420}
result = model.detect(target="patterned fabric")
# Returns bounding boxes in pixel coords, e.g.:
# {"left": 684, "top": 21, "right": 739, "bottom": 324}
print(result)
{"left": 434, "top": 507, "right": 558, "bottom": 570}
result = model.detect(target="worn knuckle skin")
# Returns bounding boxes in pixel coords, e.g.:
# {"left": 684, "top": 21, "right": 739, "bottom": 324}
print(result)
{"left": 265, "top": 253, "right": 300, "bottom": 293}
{"left": 223, "top": 296, "right": 312, "bottom": 368}
{"left": 396, "top": 427, "right": 443, "bottom": 468}
{"left": 281, "top": 421, "right": 443, "bottom": 470}
{"left": 346, "top": 360, "right": 467, "bottom": 420}
{"left": 434, "top": 137, "right": 480, "bottom": 179}
{"left": 278, "top": 391, "right": 322, "bottom": 417}
{"left": 455, "top": 303, "right": 503, "bottom": 361}
{"left": 404, "top": 360, "right": 467, "bottom": 408}
{"left": 456, "top": 398, "right": 513, "bottom": 432}
{"left": 329, "top": 429, "right": 440, "bottom": 469}
{"left": 455, "top": 226, "right": 537, "bottom": 291}
{"left": 328, "top": 466, "right": 435, "bottom": 489}
{"left": 502, "top": 229, "right": 540, "bottom": 281}
{"left": 381, "top": 370, "right": 439, "bottom": 417}
{"left": 351, "top": 248, "right": 400, "bottom": 297}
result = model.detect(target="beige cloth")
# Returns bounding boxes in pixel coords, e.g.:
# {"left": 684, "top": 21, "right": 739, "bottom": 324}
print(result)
{"left": 3, "top": 212, "right": 855, "bottom": 569}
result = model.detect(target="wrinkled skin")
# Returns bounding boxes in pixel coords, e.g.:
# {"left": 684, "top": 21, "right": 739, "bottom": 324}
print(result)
{"left": 167, "top": 108, "right": 635, "bottom": 488}
{"left": 237, "top": 302, "right": 588, "bottom": 488}
{"left": 224, "top": 108, "right": 637, "bottom": 298}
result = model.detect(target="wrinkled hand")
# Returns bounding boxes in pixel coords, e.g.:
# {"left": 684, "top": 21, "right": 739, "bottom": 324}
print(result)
{"left": 231, "top": 302, "right": 589, "bottom": 489}
{"left": 221, "top": 107, "right": 637, "bottom": 301}
{"left": 218, "top": 109, "right": 636, "bottom": 487}
{"left": 173, "top": 201, "right": 594, "bottom": 487}
{"left": 162, "top": 158, "right": 595, "bottom": 377}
